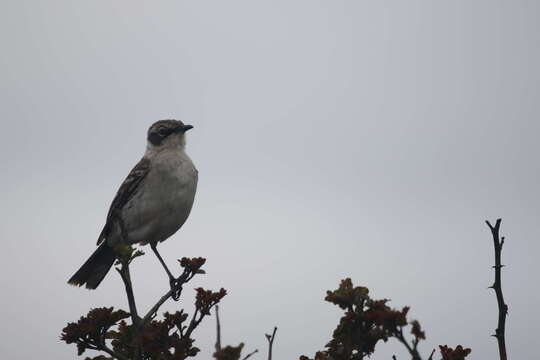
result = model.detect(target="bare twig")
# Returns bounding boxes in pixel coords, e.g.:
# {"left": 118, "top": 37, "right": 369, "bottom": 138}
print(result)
{"left": 116, "top": 261, "right": 140, "bottom": 327}
{"left": 141, "top": 287, "right": 177, "bottom": 326}
{"left": 186, "top": 308, "right": 201, "bottom": 337}
{"left": 486, "top": 219, "right": 508, "bottom": 360}
{"left": 214, "top": 304, "right": 257, "bottom": 360}
{"left": 215, "top": 305, "right": 222, "bottom": 352}
{"left": 395, "top": 329, "right": 422, "bottom": 360}
{"left": 242, "top": 349, "right": 259, "bottom": 360}
{"left": 185, "top": 308, "right": 206, "bottom": 339}
{"left": 392, "top": 355, "right": 397, "bottom": 360}
{"left": 140, "top": 267, "right": 194, "bottom": 327}
{"left": 115, "top": 258, "right": 143, "bottom": 360}
{"left": 427, "top": 349, "right": 435, "bottom": 360}
{"left": 265, "top": 326, "right": 278, "bottom": 360}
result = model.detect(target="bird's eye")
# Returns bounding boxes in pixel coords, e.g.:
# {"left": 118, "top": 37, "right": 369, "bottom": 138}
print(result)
{"left": 157, "top": 127, "right": 168, "bottom": 136}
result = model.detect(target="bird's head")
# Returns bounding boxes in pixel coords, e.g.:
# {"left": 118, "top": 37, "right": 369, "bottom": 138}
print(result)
{"left": 146, "top": 119, "right": 193, "bottom": 153}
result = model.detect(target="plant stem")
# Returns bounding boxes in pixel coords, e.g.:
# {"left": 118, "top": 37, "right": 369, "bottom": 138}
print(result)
{"left": 486, "top": 219, "right": 508, "bottom": 360}
{"left": 117, "top": 262, "right": 140, "bottom": 328}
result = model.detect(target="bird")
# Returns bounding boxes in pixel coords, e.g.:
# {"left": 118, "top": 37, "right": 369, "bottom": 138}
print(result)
{"left": 68, "top": 119, "right": 198, "bottom": 294}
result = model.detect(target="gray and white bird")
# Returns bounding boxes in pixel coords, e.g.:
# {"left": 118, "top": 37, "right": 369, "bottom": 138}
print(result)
{"left": 68, "top": 119, "right": 198, "bottom": 292}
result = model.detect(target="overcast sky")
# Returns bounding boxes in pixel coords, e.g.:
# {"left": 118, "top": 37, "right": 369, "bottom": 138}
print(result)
{"left": 1, "top": 1, "right": 539, "bottom": 359}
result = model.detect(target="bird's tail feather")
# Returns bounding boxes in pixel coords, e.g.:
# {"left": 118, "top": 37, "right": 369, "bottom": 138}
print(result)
{"left": 68, "top": 243, "right": 116, "bottom": 289}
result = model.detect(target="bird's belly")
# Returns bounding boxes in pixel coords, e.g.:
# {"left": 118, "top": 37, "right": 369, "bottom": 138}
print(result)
{"left": 120, "top": 161, "right": 197, "bottom": 245}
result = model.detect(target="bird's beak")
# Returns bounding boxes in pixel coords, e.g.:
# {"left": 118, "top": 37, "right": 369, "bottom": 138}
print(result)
{"left": 177, "top": 124, "right": 194, "bottom": 132}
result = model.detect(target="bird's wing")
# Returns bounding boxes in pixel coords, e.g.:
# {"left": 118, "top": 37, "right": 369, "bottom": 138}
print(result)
{"left": 96, "top": 157, "right": 151, "bottom": 245}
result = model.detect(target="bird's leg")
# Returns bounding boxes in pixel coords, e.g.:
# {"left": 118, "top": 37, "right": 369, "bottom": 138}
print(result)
{"left": 150, "top": 243, "right": 181, "bottom": 301}
{"left": 150, "top": 242, "right": 174, "bottom": 279}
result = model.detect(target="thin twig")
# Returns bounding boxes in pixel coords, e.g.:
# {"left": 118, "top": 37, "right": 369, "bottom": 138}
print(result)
{"left": 140, "top": 268, "right": 192, "bottom": 326}
{"left": 141, "top": 287, "right": 177, "bottom": 326}
{"left": 185, "top": 308, "right": 205, "bottom": 338}
{"left": 116, "top": 261, "right": 139, "bottom": 327}
{"left": 215, "top": 305, "right": 222, "bottom": 352}
{"left": 265, "top": 326, "right": 278, "bottom": 360}
{"left": 395, "top": 329, "right": 422, "bottom": 360}
{"left": 242, "top": 349, "right": 259, "bottom": 360}
{"left": 486, "top": 219, "right": 508, "bottom": 360}
{"left": 116, "top": 259, "right": 142, "bottom": 360}
{"left": 427, "top": 349, "right": 435, "bottom": 360}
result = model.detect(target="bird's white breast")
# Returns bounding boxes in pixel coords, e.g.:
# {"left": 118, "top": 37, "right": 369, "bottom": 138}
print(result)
{"left": 120, "top": 150, "right": 198, "bottom": 245}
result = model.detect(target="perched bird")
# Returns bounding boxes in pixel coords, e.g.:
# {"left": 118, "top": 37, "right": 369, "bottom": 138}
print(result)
{"left": 68, "top": 119, "right": 198, "bottom": 293}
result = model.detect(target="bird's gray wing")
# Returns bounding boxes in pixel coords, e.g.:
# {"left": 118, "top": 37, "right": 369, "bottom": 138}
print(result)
{"left": 96, "top": 157, "right": 151, "bottom": 245}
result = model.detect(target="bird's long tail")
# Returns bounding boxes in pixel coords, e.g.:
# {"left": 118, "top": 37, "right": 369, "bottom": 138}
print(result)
{"left": 68, "top": 243, "right": 116, "bottom": 289}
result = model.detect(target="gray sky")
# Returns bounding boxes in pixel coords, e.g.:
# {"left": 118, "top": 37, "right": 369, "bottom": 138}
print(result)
{"left": 1, "top": 1, "right": 539, "bottom": 359}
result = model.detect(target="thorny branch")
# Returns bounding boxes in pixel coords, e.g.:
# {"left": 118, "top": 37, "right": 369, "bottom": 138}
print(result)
{"left": 486, "top": 219, "right": 508, "bottom": 360}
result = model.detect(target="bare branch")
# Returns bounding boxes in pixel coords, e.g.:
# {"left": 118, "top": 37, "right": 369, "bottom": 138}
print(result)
{"left": 215, "top": 305, "right": 222, "bottom": 352}
{"left": 140, "top": 267, "right": 191, "bottom": 326}
{"left": 265, "top": 326, "right": 278, "bottom": 360}
{"left": 116, "top": 261, "right": 139, "bottom": 327}
{"left": 486, "top": 218, "right": 508, "bottom": 360}
{"left": 141, "top": 287, "right": 176, "bottom": 325}
{"left": 185, "top": 308, "right": 206, "bottom": 339}
{"left": 242, "top": 349, "right": 259, "bottom": 360}
{"left": 395, "top": 329, "right": 422, "bottom": 360}
{"left": 114, "top": 257, "right": 144, "bottom": 359}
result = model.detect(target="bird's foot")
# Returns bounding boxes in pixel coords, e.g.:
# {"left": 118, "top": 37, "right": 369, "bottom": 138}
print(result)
{"left": 169, "top": 277, "right": 182, "bottom": 301}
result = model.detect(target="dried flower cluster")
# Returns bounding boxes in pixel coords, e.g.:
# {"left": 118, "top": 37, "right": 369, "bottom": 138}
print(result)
{"left": 60, "top": 220, "right": 512, "bottom": 360}
{"left": 439, "top": 345, "right": 472, "bottom": 360}
{"left": 300, "top": 278, "right": 470, "bottom": 360}
{"left": 61, "top": 256, "right": 226, "bottom": 360}
{"left": 178, "top": 257, "right": 206, "bottom": 274}
{"left": 195, "top": 288, "right": 227, "bottom": 315}
{"left": 213, "top": 343, "right": 245, "bottom": 360}
{"left": 61, "top": 307, "right": 130, "bottom": 357}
